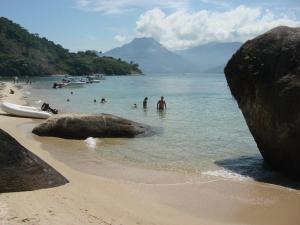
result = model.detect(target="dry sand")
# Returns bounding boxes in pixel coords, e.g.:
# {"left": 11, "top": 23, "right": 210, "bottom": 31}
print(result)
{"left": 0, "top": 81, "right": 300, "bottom": 225}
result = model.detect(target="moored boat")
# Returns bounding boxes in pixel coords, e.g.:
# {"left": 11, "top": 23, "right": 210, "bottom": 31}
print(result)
{"left": 62, "top": 77, "right": 86, "bottom": 87}
{"left": 86, "top": 74, "right": 105, "bottom": 83}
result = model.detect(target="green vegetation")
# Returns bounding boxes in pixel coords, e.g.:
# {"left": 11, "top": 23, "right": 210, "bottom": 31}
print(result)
{"left": 0, "top": 17, "right": 142, "bottom": 76}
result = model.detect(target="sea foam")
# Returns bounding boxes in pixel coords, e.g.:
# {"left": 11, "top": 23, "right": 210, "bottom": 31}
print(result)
{"left": 84, "top": 137, "right": 97, "bottom": 149}
{"left": 202, "top": 169, "right": 251, "bottom": 181}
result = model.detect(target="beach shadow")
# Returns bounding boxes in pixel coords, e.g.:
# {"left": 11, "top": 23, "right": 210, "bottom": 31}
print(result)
{"left": 215, "top": 155, "right": 300, "bottom": 190}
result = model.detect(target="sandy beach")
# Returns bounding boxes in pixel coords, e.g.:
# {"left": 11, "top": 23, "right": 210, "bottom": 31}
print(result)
{"left": 1, "top": 81, "right": 300, "bottom": 225}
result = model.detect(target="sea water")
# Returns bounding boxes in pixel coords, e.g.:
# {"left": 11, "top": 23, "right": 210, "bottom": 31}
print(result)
{"left": 24, "top": 73, "right": 262, "bottom": 176}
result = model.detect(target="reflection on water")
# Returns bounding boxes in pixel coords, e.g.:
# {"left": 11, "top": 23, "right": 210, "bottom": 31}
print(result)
{"left": 157, "top": 109, "right": 167, "bottom": 120}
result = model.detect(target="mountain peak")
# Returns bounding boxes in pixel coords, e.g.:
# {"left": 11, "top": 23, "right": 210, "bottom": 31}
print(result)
{"left": 129, "top": 37, "right": 162, "bottom": 49}
{"left": 132, "top": 37, "right": 157, "bottom": 43}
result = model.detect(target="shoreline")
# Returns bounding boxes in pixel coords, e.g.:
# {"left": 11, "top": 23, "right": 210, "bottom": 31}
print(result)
{"left": 1, "top": 81, "right": 300, "bottom": 225}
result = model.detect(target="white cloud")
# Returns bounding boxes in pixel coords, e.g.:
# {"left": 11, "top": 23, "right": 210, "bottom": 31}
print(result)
{"left": 135, "top": 5, "right": 300, "bottom": 50}
{"left": 75, "top": 0, "right": 189, "bottom": 14}
{"left": 114, "top": 34, "right": 127, "bottom": 43}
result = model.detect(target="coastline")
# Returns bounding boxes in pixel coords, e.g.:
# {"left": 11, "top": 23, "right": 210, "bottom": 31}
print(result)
{"left": 1, "top": 81, "right": 300, "bottom": 225}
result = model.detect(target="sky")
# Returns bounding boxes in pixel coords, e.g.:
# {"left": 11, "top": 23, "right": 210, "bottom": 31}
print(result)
{"left": 0, "top": 0, "right": 299, "bottom": 52}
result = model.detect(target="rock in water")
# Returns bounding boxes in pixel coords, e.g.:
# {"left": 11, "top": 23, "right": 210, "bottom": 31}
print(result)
{"left": 224, "top": 26, "right": 300, "bottom": 178}
{"left": 32, "top": 113, "right": 153, "bottom": 139}
{"left": 0, "top": 129, "right": 68, "bottom": 193}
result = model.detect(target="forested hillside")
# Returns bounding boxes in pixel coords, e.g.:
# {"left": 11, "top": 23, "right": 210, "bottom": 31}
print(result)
{"left": 0, "top": 17, "right": 141, "bottom": 76}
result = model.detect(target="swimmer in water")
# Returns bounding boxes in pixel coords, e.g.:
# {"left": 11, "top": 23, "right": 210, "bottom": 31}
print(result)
{"left": 101, "top": 98, "right": 107, "bottom": 103}
{"left": 157, "top": 96, "right": 166, "bottom": 111}
{"left": 143, "top": 97, "right": 148, "bottom": 109}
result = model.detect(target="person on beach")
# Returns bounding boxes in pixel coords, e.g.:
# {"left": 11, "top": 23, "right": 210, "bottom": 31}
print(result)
{"left": 143, "top": 97, "right": 148, "bottom": 109}
{"left": 94, "top": 99, "right": 97, "bottom": 103}
{"left": 157, "top": 96, "right": 166, "bottom": 111}
{"left": 133, "top": 103, "right": 137, "bottom": 108}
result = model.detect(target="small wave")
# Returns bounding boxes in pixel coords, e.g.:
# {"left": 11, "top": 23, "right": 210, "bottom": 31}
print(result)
{"left": 35, "top": 100, "right": 42, "bottom": 104}
{"left": 84, "top": 137, "right": 97, "bottom": 149}
{"left": 202, "top": 169, "right": 251, "bottom": 181}
{"left": 25, "top": 91, "right": 31, "bottom": 95}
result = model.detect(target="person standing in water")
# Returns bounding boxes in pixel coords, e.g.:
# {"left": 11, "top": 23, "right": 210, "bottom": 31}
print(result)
{"left": 101, "top": 98, "right": 107, "bottom": 103}
{"left": 143, "top": 97, "right": 148, "bottom": 109}
{"left": 157, "top": 96, "right": 166, "bottom": 111}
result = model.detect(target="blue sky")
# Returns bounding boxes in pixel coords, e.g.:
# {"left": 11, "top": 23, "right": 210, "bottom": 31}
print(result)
{"left": 0, "top": 0, "right": 299, "bottom": 52}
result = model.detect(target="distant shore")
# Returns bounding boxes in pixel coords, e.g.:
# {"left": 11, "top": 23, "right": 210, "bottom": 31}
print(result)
{"left": 0, "top": 81, "right": 300, "bottom": 225}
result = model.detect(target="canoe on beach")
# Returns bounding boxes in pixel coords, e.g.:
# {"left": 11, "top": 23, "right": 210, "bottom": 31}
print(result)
{"left": 0, "top": 102, "right": 52, "bottom": 119}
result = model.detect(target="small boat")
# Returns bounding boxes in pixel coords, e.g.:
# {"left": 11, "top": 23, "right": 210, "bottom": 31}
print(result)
{"left": 53, "top": 81, "right": 85, "bottom": 88}
{"left": 63, "top": 81, "right": 86, "bottom": 87}
{"left": 62, "top": 77, "right": 86, "bottom": 87}
{"left": 86, "top": 76, "right": 100, "bottom": 84}
{"left": 0, "top": 102, "right": 52, "bottom": 119}
{"left": 86, "top": 74, "right": 105, "bottom": 83}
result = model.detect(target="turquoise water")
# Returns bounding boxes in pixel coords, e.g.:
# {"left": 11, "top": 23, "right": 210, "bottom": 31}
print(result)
{"left": 25, "top": 73, "right": 260, "bottom": 173}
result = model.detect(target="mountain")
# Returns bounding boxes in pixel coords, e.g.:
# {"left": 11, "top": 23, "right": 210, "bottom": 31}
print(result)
{"left": 177, "top": 42, "right": 242, "bottom": 72}
{"left": 105, "top": 38, "right": 242, "bottom": 74}
{"left": 104, "top": 37, "right": 194, "bottom": 73}
{"left": 0, "top": 17, "right": 141, "bottom": 76}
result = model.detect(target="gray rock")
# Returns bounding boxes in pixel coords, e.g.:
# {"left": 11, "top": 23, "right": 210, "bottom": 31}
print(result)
{"left": 0, "top": 129, "right": 68, "bottom": 193}
{"left": 32, "top": 113, "right": 153, "bottom": 139}
{"left": 224, "top": 26, "right": 300, "bottom": 178}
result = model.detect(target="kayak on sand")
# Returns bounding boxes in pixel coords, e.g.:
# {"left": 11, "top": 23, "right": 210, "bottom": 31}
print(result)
{"left": 0, "top": 102, "right": 52, "bottom": 119}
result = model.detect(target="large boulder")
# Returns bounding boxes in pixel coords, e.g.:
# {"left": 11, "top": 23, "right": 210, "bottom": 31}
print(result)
{"left": 224, "top": 26, "right": 300, "bottom": 178}
{"left": 0, "top": 129, "right": 68, "bottom": 193}
{"left": 32, "top": 113, "right": 153, "bottom": 139}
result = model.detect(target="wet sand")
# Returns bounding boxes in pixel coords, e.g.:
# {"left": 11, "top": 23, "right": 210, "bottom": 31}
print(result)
{"left": 1, "top": 81, "right": 300, "bottom": 225}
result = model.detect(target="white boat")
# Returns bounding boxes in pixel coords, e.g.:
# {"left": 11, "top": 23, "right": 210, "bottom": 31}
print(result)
{"left": 0, "top": 102, "right": 52, "bottom": 119}
{"left": 86, "top": 76, "right": 100, "bottom": 83}
{"left": 86, "top": 74, "right": 105, "bottom": 83}
{"left": 63, "top": 81, "right": 86, "bottom": 87}
{"left": 61, "top": 77, "right": 86, "bottom": 87}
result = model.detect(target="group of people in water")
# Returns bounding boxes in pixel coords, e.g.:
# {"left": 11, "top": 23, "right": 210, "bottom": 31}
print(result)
{"left": 66, "top": 92, "right": 167, "bottom": 111}
{"left": 93, "top": 98, "right": 107, "bottom": 103}
{"left": 140, "top": 96, "right": 167, "bottom": 111}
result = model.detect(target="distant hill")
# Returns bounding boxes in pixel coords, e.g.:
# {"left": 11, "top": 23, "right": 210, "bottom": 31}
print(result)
{"left": 0, "top": 17, "right": 141, "bottom": 76}
{"left": 105, "top": 38, "right": 242, "bottom": 73}
{"left": 177, "top": 42, "right": 242, "bottom": 72}
{"left": 104, "top": 37, "right": 195, "bottom": 73}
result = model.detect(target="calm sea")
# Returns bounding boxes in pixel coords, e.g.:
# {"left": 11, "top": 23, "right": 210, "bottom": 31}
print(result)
{"left": 24, "top": 73, "right": 262, "bottom": 177}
